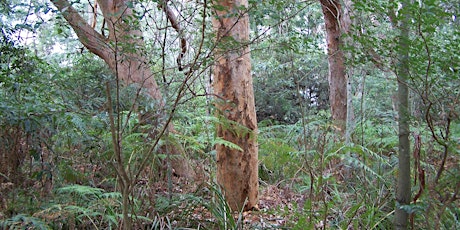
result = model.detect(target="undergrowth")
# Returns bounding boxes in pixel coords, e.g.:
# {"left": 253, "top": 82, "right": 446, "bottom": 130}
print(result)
{"left": 1, "top": 111, "right": 459, "bottom": 229}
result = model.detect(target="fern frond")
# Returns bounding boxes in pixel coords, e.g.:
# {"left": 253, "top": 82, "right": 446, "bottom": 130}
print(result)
{"left": 216, "top": 114, "right": 254, "bottom": 139}
{"left": 171, "top": 132, "right": 206, "bottom": 153}
{"left": 57, "top": 184, "right": 105, "bottom": 199}
{"left": 327, "top": 144, "right": 391, "bottom": 180}
{"left": 344, "top": 156, "right": 386, "bottom": 180}
{"left": 100, "top": 191, "right": 122, "bottom": 199}
{"left": 1, "top": 214, "right": 51, "bottom": 230}
{"left": 212, "top": 137, "right": 243, "bottom": 152}
{"left": 68, "top": 113, "right": 88, "bottom": 136}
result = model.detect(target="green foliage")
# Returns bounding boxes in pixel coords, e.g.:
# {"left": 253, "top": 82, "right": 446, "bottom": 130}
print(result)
{"left": 1, "top": 0, "right": 459, "bottom": 228}
{"left": 50, "top": 184, "right": 125, "bottom": 228}
{"left": 1, "top": 184, "right": 149, "bottom": 229}
{"left": 353, "top": 1, "right": 460, "bottom": 227}
{"left": 172, "top": 113, "right": 216, "bottom": 157}
{"left": 202, "top": 182, "right": 245, "bottom": 230}
{"left": 251, "top": 1, "right": 329, "bottom": 124}
{"left": 258, "top": 123, "right": 303, "bottom": 182}
{"left": 257, "top": 113, "right": 400, "bottom": 229}
{"left": 0, "top": 214, "right": 51, "bottom": 230}
{"left": 1, "top": 32, "right": 63, "bottom": 184}
{"left": 173, "top": 100, "right": 260, "bottom": 161}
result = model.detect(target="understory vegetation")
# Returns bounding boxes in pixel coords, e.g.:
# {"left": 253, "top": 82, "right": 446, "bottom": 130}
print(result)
{"left": 1, "top": 0, "right": 459, "bottom": 229}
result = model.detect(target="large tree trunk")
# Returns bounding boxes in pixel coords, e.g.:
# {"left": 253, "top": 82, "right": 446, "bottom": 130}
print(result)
{"left": 51, "top": 0, "right": 195, "bottom": 178}
{"left": 394, "top": 1, "right": 411, "bottom": 229}
{"left": 212, "top": 0, "right": 259, "bottom": 211}
{"left": 51, "top": 0, "right": 162, "bottom": 101}
{"left": 319, "top": 0, "right": 348, "bottom": 136}
{"left": 52, "top": 0, "right": 196, "bottom": 228}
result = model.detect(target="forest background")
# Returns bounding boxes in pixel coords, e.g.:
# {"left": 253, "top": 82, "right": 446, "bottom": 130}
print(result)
{"left": 0, "top": 0, "right": 459, "bottom": 229}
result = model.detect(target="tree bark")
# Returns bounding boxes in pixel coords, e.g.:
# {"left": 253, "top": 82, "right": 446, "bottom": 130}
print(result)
{"left": 319, "top": 0, "right": 348, "bottom": 136}
{"left": 51, "top": 0, "right": 196, "bottom": 177}
{"left": 51, "top": 0, "right": 162, "bottom": 101}
{"left": 394, "top": 1, "right": 411, "bottom": 229}
{"left": 342, "top": 0, "right": 354, "bottom": 144}
{"left": 51, "top": 0, "right": 198, "bottom": 228}
{"left": 212, "top": 0, "right": 259, "bottom": 211}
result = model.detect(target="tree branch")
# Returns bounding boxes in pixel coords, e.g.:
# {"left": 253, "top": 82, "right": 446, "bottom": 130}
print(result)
{"left": 159, "top": 0, "right": 187, "bottom": 71}
{"left": 51, "top": 0, "right": 111, "bottom": 60}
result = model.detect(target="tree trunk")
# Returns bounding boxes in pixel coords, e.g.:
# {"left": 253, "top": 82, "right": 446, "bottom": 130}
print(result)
{"left": 50, "top": 0, "right": 196, "bottom": 178}
{"left": 52, "top": 0, "right": 162, "bottom": 101}
{"left": 345, "top": 77, "right": 354, "bottom": 144}
{"left": 212, "top": 0, "right": 259, "bottom": 211}
{"left": 343, "top": 0, "right": 354, "bottom": 144}
{"left": 319, "top": 0, "right": 348, "bottom": 136}
{"left": 394, "top": 1, "right": 411, "bottom": 229}
{"left": 52, "top": 0, "right": 198, "bottom": 228}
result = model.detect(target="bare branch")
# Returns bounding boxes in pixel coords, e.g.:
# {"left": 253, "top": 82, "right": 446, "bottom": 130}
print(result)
{"left": 159, "top": 0, "right": 187, "bottom": 71}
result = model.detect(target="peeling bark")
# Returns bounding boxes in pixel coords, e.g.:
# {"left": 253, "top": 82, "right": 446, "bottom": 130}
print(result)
{"left": 51, "top": 0, "right": 195, "bottom": 180}
{"left": 319, "top": 0, "right": 348, "bottom": 135}
{"left": 212, "top": 0, "right": 259, "bottom": 211}
{"left": 51, "top": 0, "right": 162, "bottom": 101}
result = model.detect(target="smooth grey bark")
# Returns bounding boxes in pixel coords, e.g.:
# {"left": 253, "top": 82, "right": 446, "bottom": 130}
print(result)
{"left": 394, "top": 2, "right": 411, "bottom": 228}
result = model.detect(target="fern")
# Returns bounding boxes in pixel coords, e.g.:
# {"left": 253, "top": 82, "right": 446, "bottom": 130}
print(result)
{"left": 42, "top": 185, "right": 124, "bottom": 228}
{"left": 216, "top": 114, "right": 255, "bottom": 139}
{"left": 212, "top": 137, "right": 244, "bottom": 152}
{"left": 172, "top": 132, "right": 207, "bottom": 154}
{"left": 57, "top": 184, "right": 105, "bottom": 200}
{"left": 69, "top": 113, "right": 88, "bottom": 136}
{"left": 54, "top": 184, "right": 153, "bottom": 228}
{"left": 328, "top": 144, "right": 392, "bottom": 181}
{"left": 0, "top": 214, "right": 51, "bottom": 230}
{"left": 100, "top": 191, "right": 123, "bottom": 199}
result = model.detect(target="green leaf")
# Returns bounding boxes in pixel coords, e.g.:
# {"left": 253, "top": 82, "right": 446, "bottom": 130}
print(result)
{"left": 213, "top": 137, "right": 243, "bottom": 152}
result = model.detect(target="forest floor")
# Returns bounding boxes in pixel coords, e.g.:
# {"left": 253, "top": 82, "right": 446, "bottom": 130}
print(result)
{"left": 153, "top": 175, "right": 315, "bottom": 229}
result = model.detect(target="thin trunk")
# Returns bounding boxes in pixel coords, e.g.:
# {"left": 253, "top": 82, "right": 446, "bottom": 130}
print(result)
{"left": 357, "top": 74, "right": 366, "bottom": 145}
{"left": 394, "top": 2, "right": 411, "bottom": 229}
{"left": 320, "top": 0, "right": 348, "bottom": 136}
{"left": 343, "top": 0, "right": 354, "bottom": 144}
{"left": 345, "top": 76, "right": 354, "bottom": 144}
{"left": 212, "top": 0, "right": 259, "bottom": 211}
